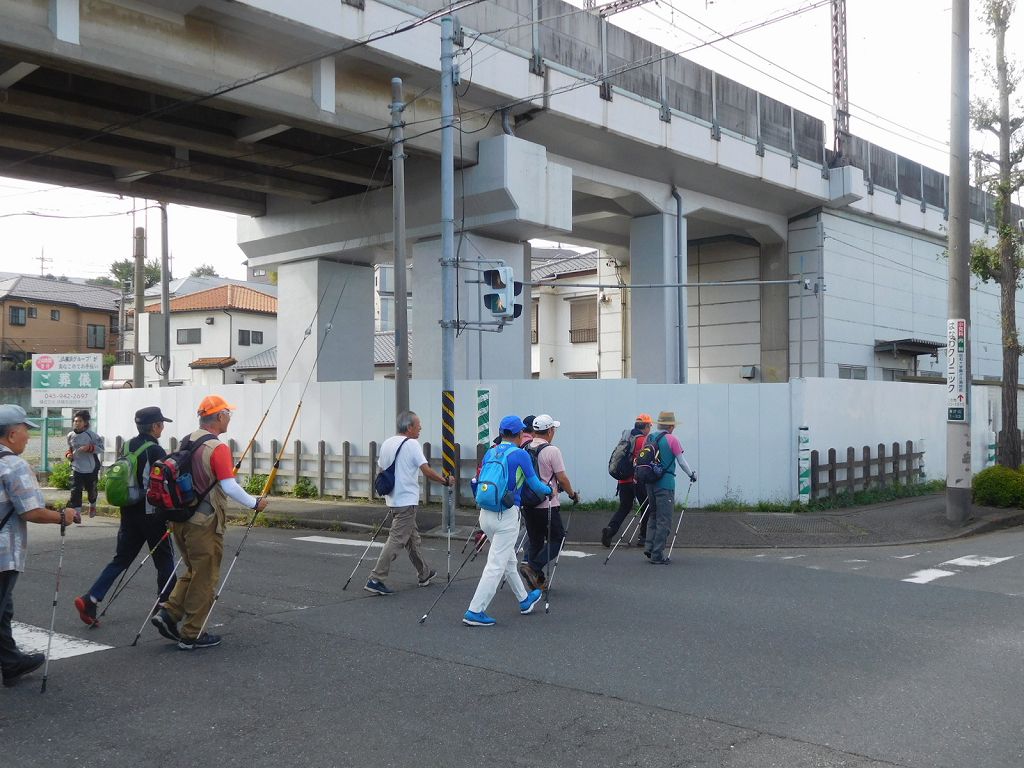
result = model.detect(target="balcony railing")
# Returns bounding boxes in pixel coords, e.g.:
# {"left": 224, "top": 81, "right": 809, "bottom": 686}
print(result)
{"left": 569, "top": 327, "right": 597, "bottom": 344}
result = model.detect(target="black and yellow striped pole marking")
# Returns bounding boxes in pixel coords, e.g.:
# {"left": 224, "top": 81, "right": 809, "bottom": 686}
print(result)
{"left": 441, "top": 390, "right": 457, "bottom": 480}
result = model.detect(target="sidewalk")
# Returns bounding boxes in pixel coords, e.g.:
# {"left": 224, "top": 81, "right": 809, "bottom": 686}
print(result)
{"left": 41, "top": 489, "right": 1024, "bottom": 548}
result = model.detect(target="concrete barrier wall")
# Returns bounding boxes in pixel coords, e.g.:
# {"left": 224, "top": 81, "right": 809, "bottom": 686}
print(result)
{"left": 98, "top": 378, "right": 993, "bottom": 505}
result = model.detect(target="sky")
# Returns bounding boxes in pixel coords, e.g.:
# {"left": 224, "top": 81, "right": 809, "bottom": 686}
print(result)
{"left": 0, "top": 0, "right": 1021, "bottom": 280}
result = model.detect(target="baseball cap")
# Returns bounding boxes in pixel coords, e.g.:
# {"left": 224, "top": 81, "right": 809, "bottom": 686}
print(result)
{"left": 522, "top": 415, "right": 536, "bottom": 433}
{"left": 135, "top": 406, "right": 173, "bottom": 426}
{"left": 197, "top": 395, "right": 236, "bottom": 417}
{"left": 0, "top": 404, "right": 38, "bottom": 429}
{"left": 532, "top": 414, "right": 560, "bottom": 431}
{"left": 499, "top": 414, "right": 526, "bottom": 434}
{"left": 636, "top": 413, "right": 653, "bottom": 424}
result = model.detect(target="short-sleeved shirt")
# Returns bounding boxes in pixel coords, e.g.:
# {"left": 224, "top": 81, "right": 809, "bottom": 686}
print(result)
{"left": 652, "top": 432, "right": 684, "bottom": 491}
{"left": 530, "top": 437, "right": 565, "bottom": 510}
{"left": 0, "top": 451, "right": 46, "bottom": 572}
{"left": 377, "top": 435, "right": 428, "bottom": 508}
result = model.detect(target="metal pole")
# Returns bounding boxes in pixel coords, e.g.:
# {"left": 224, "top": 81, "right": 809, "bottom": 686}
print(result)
{"left": 391, "top": 78, "right": 410, "bottom": 414}
{"left": 946, "top": 0, "right": 971, "bottom": 524}
{"left": 671, "top": 188, "right": 686, "bottom": 383}
{"left": 132, "top": 226, "right": 145, "bottom": 388}
{"left": 159, "top": 203, "right": 171, "bottom": 386}
{"left": 440, "top": 17, "right": 458, "bottom": 569}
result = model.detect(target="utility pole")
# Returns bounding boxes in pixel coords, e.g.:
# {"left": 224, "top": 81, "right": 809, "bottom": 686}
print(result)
{"left": 946, "top": 0, "right": 971, "bottom": 524}
{"left": 36, "top": 246, "right": 51, "bottom": 277}
{"left": 133, "top": 226, "right": 145, "bottom": 388}
{"left": 830, "top": 0, "right": 849, "bottom": 165}
{"left": 159, "top": 202, "right": 171, "bottom": 386}
{"left": 440, "top": 16, "right": 458, "bottom": 577}
{"left": 391, "top": 78, "right": 410, "bottom": 414}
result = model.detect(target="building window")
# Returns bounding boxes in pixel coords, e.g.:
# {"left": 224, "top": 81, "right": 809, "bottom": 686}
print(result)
{"left": 27, "top": 307, "right": 37, "bottom": 319}
{"left": 568, "top": 298, "right": 597, "bottom": 344}
{"left": 238, "top": 330, "right": 251, "bottom": 346}
{"left": 252, "top": 269, "right": 266, "bottom": 277}
{"left": 9, "top": 307, "right": 26, "bottom": 326}
{"left": 50, "top": 309, "right": 60, "bottom": 321}
{"left": 881, "top": 368, "right": 905, "bottom": 382}
{"left": 531, "top": 300, "right": 539, "bottom": 345}
{"left": 838, "top": 365, "right": 867, "bottom": 380}
{"left": 252, "top": 330, "right": 264, "bottom": 345}
{"left": 87, "top": 324, "right": 106, "bottom": 349}
{"left": 177, "top": 328, "right": 202, "bottom": 345}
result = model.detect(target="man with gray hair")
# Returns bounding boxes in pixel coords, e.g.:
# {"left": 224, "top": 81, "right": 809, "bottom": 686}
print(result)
{"left": 0, "top": 404, "right": 78, "bottom": 686}
{"left": 365, "top": 411, "right": 453, "bottom": 596}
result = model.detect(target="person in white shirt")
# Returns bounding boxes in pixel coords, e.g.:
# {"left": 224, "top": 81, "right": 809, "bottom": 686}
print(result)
{"left": 365, "top": 411, "right": 453, "bottom": 595}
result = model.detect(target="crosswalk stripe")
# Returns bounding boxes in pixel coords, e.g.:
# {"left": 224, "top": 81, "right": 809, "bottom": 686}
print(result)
{"left": 940, "top": 555, "right": 1016, "bottom": 568}
{"left": 902, "top": 569, "right": 957, "bottom": 584}
{"left": 12, "top": 621, "right": 112, "bottom": 660}
{"left": 294, "top": 535, "right": 383, "bottom": 548}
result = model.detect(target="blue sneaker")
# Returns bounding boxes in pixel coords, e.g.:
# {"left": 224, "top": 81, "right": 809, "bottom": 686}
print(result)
{"left": 519, "top": 589, "right": 542, "bottom": 615}
{"left": 364, "top": 578, "right": 394, "bottom": 595}
{"left": 462, "top": 610, "right": 496, "bottom": 627}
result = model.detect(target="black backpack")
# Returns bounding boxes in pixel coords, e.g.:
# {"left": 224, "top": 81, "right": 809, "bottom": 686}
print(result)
{"left": 633, "top": 432, "right": 668, "bottom": 485}
{"left": 608, "top": 431, "right": 639, "bottom": 480}
{"left": 519, "top": 442, "right": 553, "bottom": 509}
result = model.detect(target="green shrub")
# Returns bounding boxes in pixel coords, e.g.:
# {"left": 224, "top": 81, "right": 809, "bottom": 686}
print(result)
{"left": 972, "top": 465, "right": 1024, "bottom": 507}
{"left": 244, "top": 474, "right": 270, "bottom": 495}
{"left": 97, "top": 472, "right": 108, "bottom": 492}
{"left": 293, "top": 477, "right": 318, "bottom": 499}
{"left": 49, "top": 460, "right": 72, "bottom": 490}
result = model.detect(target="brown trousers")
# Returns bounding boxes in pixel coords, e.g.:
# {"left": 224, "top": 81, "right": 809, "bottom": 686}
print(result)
{"left": 370, "top": 505, "right": 431, "bottom": 585}
{"left": 165, "top": 520, "right": 224, "bottom": 641}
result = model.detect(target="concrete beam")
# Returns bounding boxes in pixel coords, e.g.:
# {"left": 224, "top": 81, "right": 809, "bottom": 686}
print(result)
{"left": 233, "top": 117, "right": 290, "bottom": 143}
{"left": 0, "top": 61, "right": 39, "bottom": 88}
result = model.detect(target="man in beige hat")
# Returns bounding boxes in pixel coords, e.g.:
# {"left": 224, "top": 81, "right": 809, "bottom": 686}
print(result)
{"left": 636, "top": 410, "right": 696, "bottom": 564}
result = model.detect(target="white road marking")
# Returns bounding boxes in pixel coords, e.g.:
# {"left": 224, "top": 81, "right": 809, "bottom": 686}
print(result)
{"left": 903, "top": 569, "right": 957, "bottom": 584}
{"left": 558, "top": 550, "right": 593, "bottom": 558}
{"left": 12, "top": 622, "right": 112, "bottom": 660}
{"left": 940, "top": 555, "right": 1016, "bottom": 568}
{"left": 779, "top": 555, "right": 805, "bottom": 560}
{"left": 893, "top": 554, "right": 919, "bottom": 559}
{"left": 294, "top": 535, "right": 383, "bottom": 548}
{"left": 844, "top": 559, "right": 869, "bottom": 563}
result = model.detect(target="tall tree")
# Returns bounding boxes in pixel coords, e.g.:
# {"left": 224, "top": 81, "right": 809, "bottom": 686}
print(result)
{"left": 108, "top": 258, "right": 162, "bottom": 289}
{"left": 190, "top": 264, "right": 219, "bottom": 277}
{"left": 970, "top": 0, "right": 1024, "bottom": 467}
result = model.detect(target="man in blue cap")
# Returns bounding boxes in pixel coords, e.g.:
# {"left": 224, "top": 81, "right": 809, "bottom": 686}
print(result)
{"left": 0, "top": 404, "right": 78, "bottom": 686}
{"left": 463, "top": 415, "right": 552, "bottom": 627}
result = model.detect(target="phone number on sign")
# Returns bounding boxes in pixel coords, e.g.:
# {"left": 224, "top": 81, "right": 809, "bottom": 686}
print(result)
{"left": 32, "top": 391, "right": 98, "bottom": 406}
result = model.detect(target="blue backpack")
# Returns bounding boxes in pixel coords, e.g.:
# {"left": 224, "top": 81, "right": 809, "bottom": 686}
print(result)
{"left": 475, "top": 443, "right": 515, "bottom": 512}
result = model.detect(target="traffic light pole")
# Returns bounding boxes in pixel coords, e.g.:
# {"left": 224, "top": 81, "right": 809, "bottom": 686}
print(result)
{"left": 391, "top": 77, "right": 410, "bottom": 415}
{"left": 440, "top": 16, "right": 457, "bottom": 573}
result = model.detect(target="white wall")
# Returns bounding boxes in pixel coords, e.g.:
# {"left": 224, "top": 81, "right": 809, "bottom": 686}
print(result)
{"left": 98, "top": 378, "right": 988, "bottom": 506}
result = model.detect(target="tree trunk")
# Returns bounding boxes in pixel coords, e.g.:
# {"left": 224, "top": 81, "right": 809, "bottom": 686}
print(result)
{"left": 994, "top": 3, "right": 1022, "bottom": 468}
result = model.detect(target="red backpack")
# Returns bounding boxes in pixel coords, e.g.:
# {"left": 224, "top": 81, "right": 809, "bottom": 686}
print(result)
{"left": 146, "top": 434, "right": 218, "bottom": 522}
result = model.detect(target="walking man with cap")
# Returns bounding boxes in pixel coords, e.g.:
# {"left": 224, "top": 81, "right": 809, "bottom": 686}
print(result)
{"left": 643, "top": 411, "right": 696, "bottom": 565}
{"left": 0, "top": 404, "right": 78, "bottom": 686}
{"left": 74, "top": 406, "right": 177, "bottom": 627}
{"left": 601, "top": 414, "right": 653, "bottom": 548}
{"left": 151, "top": 395, "right": 268, "bottom": 650}
{"left": 463, "top": 415, "right": 550, "bottom": 627}
{"left": 519, "top": 413, "right": 579, "bottom": 590}
{"left": 365, "top": 410, "right": 453, "bottom": 595}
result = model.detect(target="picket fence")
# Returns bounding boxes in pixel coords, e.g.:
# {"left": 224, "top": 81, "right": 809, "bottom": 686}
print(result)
{"left": 809, "top": 440, "right": 924, "bottom": 501}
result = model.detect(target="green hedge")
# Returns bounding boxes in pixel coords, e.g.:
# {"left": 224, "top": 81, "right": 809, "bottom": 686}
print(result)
{"left": 49, "top": 460, "right": 72, "bottom": 490}
{"left": 973, "top": 465, "right": 1024, "bottom": 507}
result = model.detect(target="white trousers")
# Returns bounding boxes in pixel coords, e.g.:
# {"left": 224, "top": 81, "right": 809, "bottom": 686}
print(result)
{"left": 468, "top": 506, "right": 528, "bottom": 613}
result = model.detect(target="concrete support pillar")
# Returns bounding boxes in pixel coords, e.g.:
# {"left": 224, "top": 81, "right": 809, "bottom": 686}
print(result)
{"left": 759, "top": 242, "right": 789, "bottom": 382}
{"left": 312, "top": 57, "right": 335, "bottom": 114}
{"left": 630, "top": 213, "right": 683, "bottom": 384}
{"left": 49, "top": 0, "right": 79, "bottom": 44}
{"left": 277, "top": 259, "right": 374, "bottom": 382}
{"left": 411, "top": 234, "right": 529, "bottom": 380}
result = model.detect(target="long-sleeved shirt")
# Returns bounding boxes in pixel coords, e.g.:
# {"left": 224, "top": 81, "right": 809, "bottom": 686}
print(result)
{"left": 485, "top": 441, "right": 551, "bottom": 508}
{"left": 67, "top": 429, "right": 104, "bottom": 474}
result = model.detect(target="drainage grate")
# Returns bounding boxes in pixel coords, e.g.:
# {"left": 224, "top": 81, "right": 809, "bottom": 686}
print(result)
{"left": 741, "top": 514, "right": 863, "bottom": 536}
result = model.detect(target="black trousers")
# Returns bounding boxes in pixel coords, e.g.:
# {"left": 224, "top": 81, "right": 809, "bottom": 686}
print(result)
{"left": 70, "top": 469, "right": 99, "bottom": 508}
{"left": 0, "top": 570, "right": 23, "bottom": 670}
{"left": 87, "top": 509, "right": 177, "bottom": 602}
{"left": 604, "top": 483, "right": 649, "bottom": 542}
{"left": 522, "top": 505, "right": 566, "bottom": 572}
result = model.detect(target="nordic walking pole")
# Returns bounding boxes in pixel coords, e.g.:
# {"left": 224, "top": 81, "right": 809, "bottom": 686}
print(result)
{"left": 96, "top": 529, "right": 172, "bottom": 622}
{"left": 544, "top": 498, "right": 577, "bottom": 615}
{"left": 666, "top": 482, "right": 693, "bottom": 561}
{"left": 131, "top": 555, "right": 182, "bottom": 647}
{"left": 419, "top": 536, "right": 486, "bottom": 624}
{"left": 499, "top": 526, "right": 528, "bottom": 591}
{"left": 342, "top": 508, "right": 393, "bottom": 590}
{"left": 603, "top": 499, "right": 648, "bottom": 566}
{"left": 195, "top": 402, "right": 301, "bottom": 640}
{"left": 41, "top": 508, "right": 69, "bottom": 693}
{"left": 460, "top": 527, "right": 476, "bottom": 555}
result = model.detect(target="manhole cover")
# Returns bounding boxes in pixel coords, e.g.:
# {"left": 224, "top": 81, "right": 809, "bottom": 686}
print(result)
{"left": 741, "top": 514, "right": 861, "bottom": 535}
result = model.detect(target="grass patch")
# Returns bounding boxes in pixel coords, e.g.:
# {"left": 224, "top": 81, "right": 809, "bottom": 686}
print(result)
{"left": 702, "top": 479, "right": 946, "bottom": 513}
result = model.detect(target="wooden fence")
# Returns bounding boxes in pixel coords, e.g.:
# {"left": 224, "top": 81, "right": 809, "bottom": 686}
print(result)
{"left": 810, "top": 440, "right": 924, "bottom": 501}
{"left": 110, "top": 436, "right": 494, "bottom": 506}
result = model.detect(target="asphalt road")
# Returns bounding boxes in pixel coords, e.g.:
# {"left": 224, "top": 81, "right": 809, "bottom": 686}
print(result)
{"left": 3, "top": 517, "right": 1024, "bottom": 768}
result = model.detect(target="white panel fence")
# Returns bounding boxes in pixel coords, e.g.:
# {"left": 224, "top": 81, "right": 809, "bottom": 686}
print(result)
{"left": 96, "top": 378, "right": 997, "bottom": 506}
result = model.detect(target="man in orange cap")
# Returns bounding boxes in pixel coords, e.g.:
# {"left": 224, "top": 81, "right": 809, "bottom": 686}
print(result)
{"left": 601, "top": 414, "right": 653, "bottom": 548}
{"left": 151, "top": 395, "right": 267, "bottom": 651}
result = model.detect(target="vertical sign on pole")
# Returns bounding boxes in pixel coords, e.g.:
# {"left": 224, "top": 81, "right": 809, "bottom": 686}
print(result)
{"left": 946, "top": 318, "right": 968, "bottom": 422}
{"left": 476, "top": 388, "right": 490, "bottom": 445}
{"left": 797, "top": 425, "right": 810, "bottom": 504}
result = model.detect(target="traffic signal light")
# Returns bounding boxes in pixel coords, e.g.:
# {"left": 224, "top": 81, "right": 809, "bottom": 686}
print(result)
{"left": 482, "top": 266, "right": 523, "bottom": 319}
